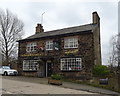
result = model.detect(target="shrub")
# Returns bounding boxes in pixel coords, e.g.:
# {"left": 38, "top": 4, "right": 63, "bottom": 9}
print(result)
{"left": 93, "top": 65, "right": 110, "bottom": 77}
{"left": 51, "top": 74, "right": 62, "bottom": 80}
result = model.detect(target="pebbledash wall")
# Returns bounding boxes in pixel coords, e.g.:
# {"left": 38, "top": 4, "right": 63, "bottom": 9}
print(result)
{"left": 18, "top": 12, "right": 101, "bottom": 79}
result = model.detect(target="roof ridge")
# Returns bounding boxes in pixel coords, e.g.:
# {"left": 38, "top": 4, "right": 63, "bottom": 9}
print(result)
{"left": 44, "top": 23, "right": 93, "bottom": 33}
{"left": 19, "top": 23, "right": 96, "bottom": 42}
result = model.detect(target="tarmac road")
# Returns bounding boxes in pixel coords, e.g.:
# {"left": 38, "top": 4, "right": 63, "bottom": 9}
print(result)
{"left": 1, "top": 76, "right": 119, "bottom": 96}
{"left": 2, "top": 78, "right": 95, "bottom": 94}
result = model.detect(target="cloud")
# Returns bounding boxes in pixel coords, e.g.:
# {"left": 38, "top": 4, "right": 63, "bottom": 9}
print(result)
{"left": 0, "top": 1, "right": 118, "bottom": 65}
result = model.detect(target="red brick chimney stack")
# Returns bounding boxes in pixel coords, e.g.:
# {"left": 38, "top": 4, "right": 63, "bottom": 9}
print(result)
{"left": 35, "top": 24, "right": 44, "bottom": 34}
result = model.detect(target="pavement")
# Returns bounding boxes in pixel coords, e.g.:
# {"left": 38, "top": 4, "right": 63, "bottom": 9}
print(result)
{"left": 2, "top": 76, "right": 120, "bottom": 96}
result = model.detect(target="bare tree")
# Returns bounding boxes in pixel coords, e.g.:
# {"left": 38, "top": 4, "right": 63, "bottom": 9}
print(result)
{"left": 118, "top": 33, "right": 120, "bottom": 91}
{"left": 109, "top": 33, "right": 120, "bottom": 91}
{"left": 109, "top": 34, "right": 119, "bottom": 68}
{"left": 0, "top": 9, "right": 24, "bottom": 65}
{"left": 113, "top": 33, "right": 120, "bottom": 69}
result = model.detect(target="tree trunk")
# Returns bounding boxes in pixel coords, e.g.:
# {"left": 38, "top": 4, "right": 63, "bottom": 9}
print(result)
{"left": 5, "top": 41, "right": 9, "bottom": 65}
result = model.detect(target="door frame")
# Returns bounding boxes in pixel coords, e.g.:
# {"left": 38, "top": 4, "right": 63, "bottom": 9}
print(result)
{"left": 46, "top": 62, "right": 47, "bottom": 77}
{"left": 46, "top": 60, "right": 52, "bottom": 77}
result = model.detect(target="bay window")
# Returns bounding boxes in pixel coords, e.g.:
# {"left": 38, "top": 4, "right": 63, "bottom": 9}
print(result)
{"left": 61, "top": 58, "right": 82, "bottom": 71}
{"left": 23, "top": 60, "right": 38, "bottom": 71}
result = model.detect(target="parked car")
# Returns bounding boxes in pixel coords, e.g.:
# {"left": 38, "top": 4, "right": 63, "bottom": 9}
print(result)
{"left": 0, "top": 66, "right": 18, "bottom": 76}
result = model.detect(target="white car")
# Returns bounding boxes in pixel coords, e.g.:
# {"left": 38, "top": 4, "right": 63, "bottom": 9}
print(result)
{"left": 0, "top": 66, "right": 18, "bottom": 76}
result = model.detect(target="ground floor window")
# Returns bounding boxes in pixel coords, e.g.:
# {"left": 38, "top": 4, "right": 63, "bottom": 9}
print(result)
{"left": 23, "top": 60, "right": 38, "bottom": 71}
{"left": 61, "top": 58, "right": 82, "bottom": 71}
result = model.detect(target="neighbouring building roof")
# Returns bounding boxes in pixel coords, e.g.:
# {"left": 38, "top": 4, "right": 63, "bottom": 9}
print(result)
{"left": 19, "top": 23, "right": 97, "bottom": 42}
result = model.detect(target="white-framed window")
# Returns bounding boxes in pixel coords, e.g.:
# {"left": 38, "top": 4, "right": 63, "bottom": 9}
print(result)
{"left": 26, "top": 42, "right": 37, "bottom": 52}
{"left": 23, "top": 60, "right": 38, "bottom": 71}
{"left": 46, "top": 40, "right": 53, "bottom": 50}
{"left": 61, "top": 58, "right": 82, "bottom": 71}
{"left": 64, "top": 38, "right": 78, "bottom": 49}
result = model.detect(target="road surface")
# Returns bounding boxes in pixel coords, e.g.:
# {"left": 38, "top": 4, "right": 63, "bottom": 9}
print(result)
{"left": 2, "top": 78, "right": 95, "bottom": 94}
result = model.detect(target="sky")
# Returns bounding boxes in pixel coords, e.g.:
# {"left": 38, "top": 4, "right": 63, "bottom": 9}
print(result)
{"left": 0, "top": 0, "right": 119, "bottom": 65}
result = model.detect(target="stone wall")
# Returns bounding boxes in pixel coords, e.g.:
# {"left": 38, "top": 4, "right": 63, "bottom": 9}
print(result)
{"left": 18, "top": 32, "right": 96, "bottom": 79}
{"left": 92, "top": 77, "right": 119, "bottom": 92}
{"left": 59, "top": 34, "right": 94, "bottom": 79}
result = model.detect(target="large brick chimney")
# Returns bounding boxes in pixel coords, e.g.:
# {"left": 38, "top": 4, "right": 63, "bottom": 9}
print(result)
{"left": 92, "top": 11, "right": 101, "bottom": 65}
{"left": 35, "top": 24, "right": 44, "bottom": 34}
{"left": 92, "top": 11, "right": 100, "bottom": 25}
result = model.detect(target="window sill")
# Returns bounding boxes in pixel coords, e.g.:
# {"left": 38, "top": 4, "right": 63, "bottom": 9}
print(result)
{"left": 64, "top": 47, "right": 78, "bottom": 49}
{"left": 23, "top": 70, "right": 38, "bottom": 72}
{"left": 26, "top": 51, "right": 37, "bottom": 53}
{"left": 46, "top": 49, "right": 53, "bottom": 51}
{"left": 61, "top": 70, "right": 82, "bottom": 72}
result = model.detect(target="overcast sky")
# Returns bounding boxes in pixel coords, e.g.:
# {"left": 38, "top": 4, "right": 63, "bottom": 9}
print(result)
{"left": 0, "top": 0, "right": 119, "bottom": 65}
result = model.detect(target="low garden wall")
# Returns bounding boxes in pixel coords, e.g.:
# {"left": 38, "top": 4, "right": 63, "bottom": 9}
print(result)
{"left": 91, "top": 77, "right": 119, "bottom": 92}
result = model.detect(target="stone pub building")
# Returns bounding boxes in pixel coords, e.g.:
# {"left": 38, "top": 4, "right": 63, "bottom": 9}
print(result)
{"left": 18, "top": 12, "right": 101, "bottom": 79}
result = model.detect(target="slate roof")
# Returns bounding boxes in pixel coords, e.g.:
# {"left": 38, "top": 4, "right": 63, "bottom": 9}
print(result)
{"left": 19, "top": 23, "right": 97, "bottom": 42}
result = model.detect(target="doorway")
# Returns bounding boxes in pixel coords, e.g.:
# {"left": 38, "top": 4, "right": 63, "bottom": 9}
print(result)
{"left": 46, "top": 61, "right": 52, "bottom": 77}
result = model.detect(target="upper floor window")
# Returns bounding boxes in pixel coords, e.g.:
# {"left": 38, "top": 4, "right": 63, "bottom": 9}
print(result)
{"left": 26, "top": 42, "right": 37, "bottom": 52}
{"left": 64, "top": 38, "right": 78, "bottom": 49}
{"left": 46, "top": 40, "right": 53, "bottom": 50}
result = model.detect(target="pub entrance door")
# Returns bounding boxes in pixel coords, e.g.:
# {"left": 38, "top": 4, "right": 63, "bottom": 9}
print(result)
{"left": 46, "top": 61, "right": 52, "bottom": 77}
